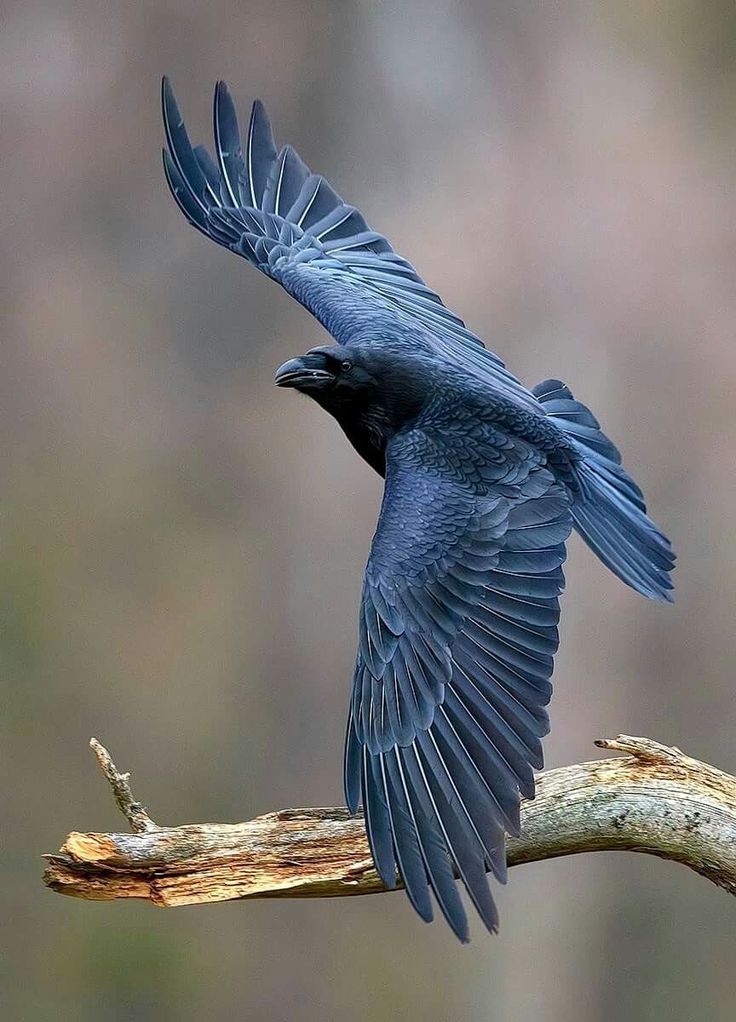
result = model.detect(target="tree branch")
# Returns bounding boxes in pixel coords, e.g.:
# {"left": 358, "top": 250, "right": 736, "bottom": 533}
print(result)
{"left": 42, "top": 735, "right": 736, "bottom": 908}
{"left": 87, "top": 738, "right": 157, "bottom": 834}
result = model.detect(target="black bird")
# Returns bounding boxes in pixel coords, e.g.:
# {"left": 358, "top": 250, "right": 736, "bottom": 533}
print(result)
{"left": 162, "top": 78, "right": 675, "bottom": 941}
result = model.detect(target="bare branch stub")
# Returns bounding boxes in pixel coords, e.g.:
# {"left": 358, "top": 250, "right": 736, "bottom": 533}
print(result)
{"left": 593, "top": 734, "right": 683, "bottom": 763}
{"left": 88, "top": 738, "right": 157, "bottom": 834}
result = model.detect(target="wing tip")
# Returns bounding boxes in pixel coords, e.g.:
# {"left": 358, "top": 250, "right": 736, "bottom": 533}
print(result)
{"left": 213, "top": 80, "right": 270, "bottom": 131}
{"left": 213, "top": 79, "right": 234, "bottom": 125}
{"left": 214, "top": 78, "right": 230, "bottom": 105}
{"left": 161, "top": 75, "right": 179, "bottom": 125}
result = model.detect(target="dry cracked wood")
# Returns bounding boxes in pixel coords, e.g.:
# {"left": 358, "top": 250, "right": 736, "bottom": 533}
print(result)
{"left": 42, "top": 735, "right": 736, "bottom": 908}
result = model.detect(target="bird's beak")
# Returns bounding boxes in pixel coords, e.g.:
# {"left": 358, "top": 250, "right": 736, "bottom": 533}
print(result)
{"left": 274, "top": 355, "right": 335, "bottom": 390}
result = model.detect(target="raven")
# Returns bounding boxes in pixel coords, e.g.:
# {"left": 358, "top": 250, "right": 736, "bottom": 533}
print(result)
{"left": 162, "top": 79, "right": 675, "bottom": 941}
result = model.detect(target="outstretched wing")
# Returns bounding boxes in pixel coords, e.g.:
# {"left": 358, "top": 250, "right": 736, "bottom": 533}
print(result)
{"left": 161, "top": 78, "right": 539, "bottom": 411}
{"left": 344, "top": 428, "right": 573, "bottom": 940}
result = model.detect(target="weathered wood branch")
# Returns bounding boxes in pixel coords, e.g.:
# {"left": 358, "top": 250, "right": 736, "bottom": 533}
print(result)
{"left": 43, "top": 735, "right": 736, "bottom": 908}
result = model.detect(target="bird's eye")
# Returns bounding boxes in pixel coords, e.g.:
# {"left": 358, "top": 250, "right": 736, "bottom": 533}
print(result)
{"left": 340, "top": 360, "right": 353, "bottom": 373}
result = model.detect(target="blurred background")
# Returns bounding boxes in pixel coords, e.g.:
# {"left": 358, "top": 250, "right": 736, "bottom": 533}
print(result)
{"left": 2, "top": 1, "right": 735, "bottom": 1019}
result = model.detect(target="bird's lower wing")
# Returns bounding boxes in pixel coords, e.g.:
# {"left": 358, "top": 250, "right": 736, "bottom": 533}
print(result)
{"left": 345, "top": 431, "right": 573, "bottom": 940}
{"left": 161, "top": 78, "right": 539, "bottom": 410}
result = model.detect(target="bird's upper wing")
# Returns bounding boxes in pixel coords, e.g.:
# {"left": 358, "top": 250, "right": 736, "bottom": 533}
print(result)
{"left": 344, "top": 426, "right": 572, "bottom": 940}
{"left": 162, "top": 78, "right": 539, "bottom": 411}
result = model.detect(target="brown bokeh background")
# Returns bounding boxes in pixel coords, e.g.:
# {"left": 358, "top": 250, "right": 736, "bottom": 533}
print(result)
{"left": 3, "top": 2, "right": 735, "bottom": 1019}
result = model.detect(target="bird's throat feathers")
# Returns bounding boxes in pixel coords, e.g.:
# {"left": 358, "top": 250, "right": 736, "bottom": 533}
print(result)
{"left": 334, "top": 403, "right": 394, "bottom": 476}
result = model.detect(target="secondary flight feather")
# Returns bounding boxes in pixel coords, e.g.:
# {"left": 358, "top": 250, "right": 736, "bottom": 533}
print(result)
{"left": 162, "top": 78, "right": 675, "bottom": 941}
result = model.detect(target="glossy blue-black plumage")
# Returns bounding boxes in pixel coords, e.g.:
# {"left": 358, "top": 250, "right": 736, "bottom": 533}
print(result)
{"left": 162, "top": 80, "right": 675, "bottom": 941}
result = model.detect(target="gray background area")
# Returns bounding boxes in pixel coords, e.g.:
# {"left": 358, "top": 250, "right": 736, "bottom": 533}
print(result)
{"left": 3, "top": 2, "right": 735, "bottom": 1019}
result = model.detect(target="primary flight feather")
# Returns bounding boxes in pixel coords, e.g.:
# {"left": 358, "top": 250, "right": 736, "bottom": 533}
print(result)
{"left": 162, "top": 78, "right": 675, "bottom": 941}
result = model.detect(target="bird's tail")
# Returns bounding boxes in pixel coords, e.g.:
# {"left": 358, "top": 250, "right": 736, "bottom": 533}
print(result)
{"left": 532, "top": 379, "right": 675, "bottom": 601}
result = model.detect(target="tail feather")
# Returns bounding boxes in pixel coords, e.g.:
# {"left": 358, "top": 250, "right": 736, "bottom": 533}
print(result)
{"left": 533, "top": 379, "right": 675, "bottom": 601}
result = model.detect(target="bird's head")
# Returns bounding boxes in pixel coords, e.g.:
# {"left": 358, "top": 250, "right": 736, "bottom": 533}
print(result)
{"left": 274, "top": 345, "right": 366, "bottom": 398}
{"left": 274, "top": 343, "right": 430, "bottom": 428}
